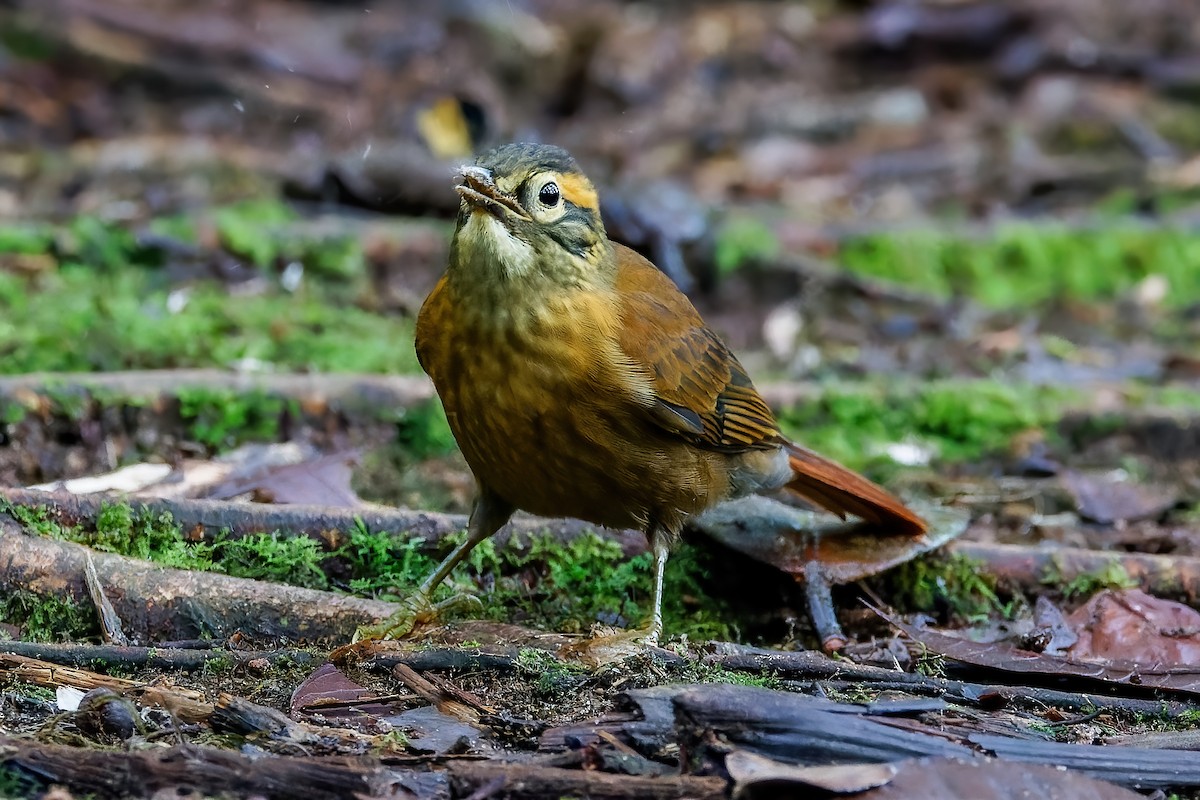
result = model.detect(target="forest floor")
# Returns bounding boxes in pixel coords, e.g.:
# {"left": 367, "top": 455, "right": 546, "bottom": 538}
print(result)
{"left": 1, "top": 1, "right": 1200, "bottom": 798}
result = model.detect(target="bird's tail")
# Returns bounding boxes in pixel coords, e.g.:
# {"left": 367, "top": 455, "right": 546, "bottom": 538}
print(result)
{"left": 784, "top": 441, "right": 927, "bottom": 535}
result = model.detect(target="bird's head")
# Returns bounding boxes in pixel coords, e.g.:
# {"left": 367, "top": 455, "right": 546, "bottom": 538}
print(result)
{"left": 450, "top": 143, "right": 611, "bottom": 285}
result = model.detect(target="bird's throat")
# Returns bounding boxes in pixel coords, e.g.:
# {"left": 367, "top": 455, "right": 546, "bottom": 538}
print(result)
{"left": 455, "top": 211, "right": 537, "bottom": 280}
{"left": 449, "top": 212, "right": 615, "bottom": 331}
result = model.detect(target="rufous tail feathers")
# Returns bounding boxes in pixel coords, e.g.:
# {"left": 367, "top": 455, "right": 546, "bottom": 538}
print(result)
{"left": 784, "top": 442, "right": 927, "bottom": 535}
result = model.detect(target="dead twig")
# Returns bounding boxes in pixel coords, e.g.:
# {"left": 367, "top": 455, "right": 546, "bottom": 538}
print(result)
{"left": 0, "top": 651, "right": 213, "bottom": 723}
{"left": 210, "top": 694, "right": 377, "bottom": 755}
{"left": 83, "top": 553, "right": 128, "bottom": 646}
{"left": 392, "top": 663, "right": 485, "bottom": 724}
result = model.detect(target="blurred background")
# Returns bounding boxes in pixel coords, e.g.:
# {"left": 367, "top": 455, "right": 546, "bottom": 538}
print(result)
{"left": 1, "top": 0, "right": 1198, "bottom": 521}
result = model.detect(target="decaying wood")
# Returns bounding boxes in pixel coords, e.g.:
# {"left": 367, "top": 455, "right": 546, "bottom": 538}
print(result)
{"left": 83, "top": 553, "right": 128, "bottom": 646}
{"left": 972, "top": 733, "right": 1200, "bottom": 790}
{"left": 392, "top": 663, "right": 486, "bottom": 724}
{"left": 708, "top": 645, "right": 1200, "bottom": 720}
{"left": 0, "top": 487, "right": 650, "bottom": 558}
{"left": 0, "top": 640, "right": 318, "bottom": 671}
{"left": 673, "top": 683, "right": 975, "bottom": 766}
{"left": 725, "top": 752, "right": 1145, "bottom": 800}
{"left": 445, "top": 761, "right": 726, "bottom": 800}
{"left": 0, "top": 734, "right": 443, "bottom": 800}
{"left": 670, "top": 683, "right": 1200, "bottom": 791}
{"left": 0, "top": 516, "right": 396, "bottom": 642}
{"left": 0, "top": 651, "right": 148, "bottom": 694}
{"left": 950, "top": 541, "right": 1200, "bottom": 604}
{"left": 0, "top": 651, "right": 213, "bottom": 723}
{"left": 0, "top": 370, "right": 435, "bottom": 418}
{"left": 210, "top": 693, "right": 378, "bottom": 755}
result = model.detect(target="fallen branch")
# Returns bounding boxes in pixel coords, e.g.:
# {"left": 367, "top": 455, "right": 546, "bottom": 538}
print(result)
{"left": 0, "top": 735, "right": 438, "bottom": 800}
{"left": 211, "top": 693, "right": 376, "bottom": 755}
{"left": 0, "top": 517, "right": 396, "bottom": 643}
{"left": 392, "top": 662, "right": 486, "bottom": 723}
{"left": 0, "top": 370, "right": 435, "bottom": 418}
{"left": 949, "top": 541, "right": 1200, "bottom": 604}
{"left": 0, "top": 488, "right": 649, "bottom": 557}
{"left": 0, "top": 734, "right": 720, "bottom": 800}
{"left": 445, "top": 762, "right": 726, "bottom": 800}
{"left": 673, "top": 683, "right": 1200, "bottom": 791}
{"left": 0, "top": 640, "right": 319, "bottom": 672}
{"left": 0, "top": 651, "right": 213, "bottom": 723}
{"left": 970, "top": 733, "right": 1200, "bottom": 790}
{"left": 708, "top": 645, "right": 1200, "bottom": 720}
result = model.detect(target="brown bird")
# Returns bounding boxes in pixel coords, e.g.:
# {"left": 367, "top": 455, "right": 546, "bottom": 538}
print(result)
{"left": 374, "top": 142, "right": 926, "bottom": 643}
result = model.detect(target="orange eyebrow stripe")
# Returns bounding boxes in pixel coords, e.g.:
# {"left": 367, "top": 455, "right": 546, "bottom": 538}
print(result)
{"left": 558, "top": 174, "right": 599, "bottom": 211}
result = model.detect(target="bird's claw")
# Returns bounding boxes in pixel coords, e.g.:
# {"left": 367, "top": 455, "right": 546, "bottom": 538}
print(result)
{"left": 432, "top": 593, "right": 484, "bottom": 617}
{"left": 352, "top": 592, "right": 483, "bottom": 643}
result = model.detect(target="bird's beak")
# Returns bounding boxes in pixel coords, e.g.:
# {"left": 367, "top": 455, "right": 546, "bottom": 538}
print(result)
{"left": 455, "top": 165, "right": 531, "bottom": 221}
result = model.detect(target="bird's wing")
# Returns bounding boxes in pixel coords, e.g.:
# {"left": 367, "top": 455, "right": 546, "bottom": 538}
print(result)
{"left": 614, "top": 243, "right": 780, "bottom": 453}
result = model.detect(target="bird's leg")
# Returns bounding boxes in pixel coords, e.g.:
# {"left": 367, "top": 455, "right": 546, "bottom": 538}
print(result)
{"left": 644, "top": 531, "right": 671, "bottom": 647}
{"left": 355, "top": 488, "right": 513, "bottom": 642}
{"left": 803, "top": 561, "right": 846, "bottom": 653}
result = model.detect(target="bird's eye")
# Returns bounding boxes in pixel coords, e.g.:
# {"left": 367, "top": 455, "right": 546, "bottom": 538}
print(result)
{"left": 538, "top": 182, "right": 561, "bottom": 207}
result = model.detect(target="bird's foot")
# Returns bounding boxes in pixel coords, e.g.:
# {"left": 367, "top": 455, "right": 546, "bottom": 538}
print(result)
{"left": 559, "top": 621, "right": 668, "bottom": 667}
{"left": 352, "top": 592, "right": 483, "bottom": 643}
{"left": 626, "top": 622, "right": 662, "bottom": 648}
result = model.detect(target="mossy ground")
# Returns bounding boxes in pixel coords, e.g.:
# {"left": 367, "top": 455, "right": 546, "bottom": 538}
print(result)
{"left": 0, "top": 499, "right": 738, "bottom": 643}
{"left": 837, "top": 221, "right": 1200, "bottom": 309}
{"left": 0, "top": 202, "right": 421, "bottom": 375}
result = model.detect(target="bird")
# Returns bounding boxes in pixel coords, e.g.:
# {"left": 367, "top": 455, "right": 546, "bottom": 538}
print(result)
{"left": 368, "top": 142, "right": 927, "bottom": 644}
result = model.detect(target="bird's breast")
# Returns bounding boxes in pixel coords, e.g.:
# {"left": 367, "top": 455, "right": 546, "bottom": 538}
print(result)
{"left": 417, "top": 282, "right": 722, "bottom": 530}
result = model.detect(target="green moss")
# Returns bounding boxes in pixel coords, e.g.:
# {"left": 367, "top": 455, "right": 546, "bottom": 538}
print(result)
{"left": 515, "top": 647, "right": 590, "bottom": 694}
{"left": 61, "top": 215, "right": 152, "bottom": 271}
{"left": 392, "top": 401, "right": 457, "bottom": 460}
{"left": 777, "top": 380, "right": 1072, "bottom": 474}
{"left": 888, "top": 552, "right": 1005, "bottom": 622}
{"left": 1051, "top": 558, "right": 1138, "bottom": 600}
{"left": 214, "top": 532, "right": 329, "bottom": 589}
{"left": 1, "top": 502, "right": 77, "bottom": 540}
{"left": 0, "top": 590, "right": 97, "bottom": 642}
{"left": 215, "top": 199, "right": 298, "bottom": 267}
{"left": 0, "top": 398, "right": 28, "bottom": 426}
{"left": 212, "top": 200, "right": 366, "bottom": 281}
{"left": 673, "top": 660, "right": 782, "bottom": 689}
{"left": 714, "top": 216, "right": 780, "bottom": 276}
{"left": 0, "top": 263, "right": 418, "bottom": 374}
{"left": 4, "top": 500, "right": 214, "bottom": 571}
{"left": 0, "top": 223, "right": 55, "bottom": 254}
{"left": 340, "top": 524, "right": 736, "bottom": 641}
{"left": 839, "top": 223, "right": 1200, "bottom": 308}
{"left": 340, "top": 520, "right": 439, "bottom": 597}
{"left": 0, "top": 207, "right": 416, "bottom": 375}
{"left": 0, "top": 764, "right": 43, "bottom": 800}
{"left": 177, "top": 387, "right": 290, "bottom": 451}
{"left": 90, "top": 503, "right": 213, "bottom": 570}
